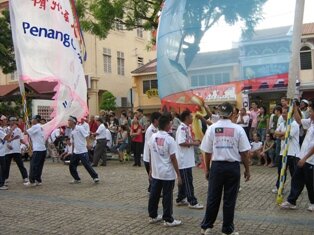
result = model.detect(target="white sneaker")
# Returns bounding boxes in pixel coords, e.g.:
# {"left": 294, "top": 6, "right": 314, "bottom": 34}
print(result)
{"left": 307, "top": 204, "right": 314, "bottom": 212}
{"left": 69, "top": 180, "right": 81, "bottom": 184}
{"left": 163, "top": 219, "right": 182, "bottom": 227}
{"left": 23, "top": 178, "right": 29, "bottom": 183}
{"left": 93, "top": 178, "right": 99, "bottom": 183}
{"left": 271, "top": 188, "right": 278, "bottom": 194}
{"left": 0, "top": 185, "right": 8, "bottom": 190}
{"left": 148, "top": 215, "right": 163, "bottom": 224}
{"left": 176, "top": 198, "right": 189, "bottom": 206}
{"left": 36, "top": 181, "right": 42, "bottom": 186}
{"left": 4, "top": 180, "right": 8, "bottom": 186}
{"left": 222, "top": 232, "right": 239, "bottom": 235}
{"left": 188, "top": 203, "right": 204, "bottom": 209}
{"left": 23, "top": 182, "right": 37, "bottom": 187}
{"left": 280, "top": 201, "right": 297, "bottom": 210}
{"left": 201, "top": 228, "right": 212, "bottom": 235}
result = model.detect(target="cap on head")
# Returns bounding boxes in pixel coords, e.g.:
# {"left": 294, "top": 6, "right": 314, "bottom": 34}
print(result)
{"left": 68, "top": 115, "right": 77, "bottom": 124}
{"left": 301, "top": 99, "right": 309, "bottom": 105}
{"left": 32, "top": 115, "right": 41, "bottom": 121}
{"left": 0, "top": 115, "right": 7, "bottom": 121}
{"left": 218, "top": 102, "right": 233, "bottom": 118}
{"left": 9, "top": 116, "right": 17, "bottom": 122}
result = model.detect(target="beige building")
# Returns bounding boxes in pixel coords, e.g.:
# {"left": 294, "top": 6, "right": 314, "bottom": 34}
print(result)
{"left": 0, "top": 0, "right": 156, "bottom": 116}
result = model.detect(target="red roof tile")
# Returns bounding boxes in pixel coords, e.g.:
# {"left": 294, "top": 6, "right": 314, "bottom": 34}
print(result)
{"left": 131, "top": 58, "right": 157, "bottom": 74}
{"left": 303, "top": 23, "right": 314, "bottom": 35}
{"left": 0, "top": 84, "right": 19, "bottom": 96}
{"left": 28, "top": 81, "right": 57, "bottom": 94}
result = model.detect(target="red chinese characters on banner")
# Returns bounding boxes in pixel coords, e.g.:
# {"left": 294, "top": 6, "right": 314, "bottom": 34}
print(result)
{"left": 63, "top": 10, "right": 69, "bottom": 22}
{"left": 51, "top": 0, "right": 62, "bottom": 11}
{"left": 33, "top": 0, "right": 48, "bottom": 10}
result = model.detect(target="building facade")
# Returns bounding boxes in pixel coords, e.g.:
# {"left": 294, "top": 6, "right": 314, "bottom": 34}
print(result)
{"left": 132, "top": 23, "right": 314, "bottom": 113}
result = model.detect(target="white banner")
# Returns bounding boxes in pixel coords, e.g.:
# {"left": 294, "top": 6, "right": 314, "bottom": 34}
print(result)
{"left": 9, "top": 0, "right": 88, "bottom": 138}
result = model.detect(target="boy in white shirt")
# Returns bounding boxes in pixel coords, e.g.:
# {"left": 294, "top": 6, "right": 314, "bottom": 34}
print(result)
{"left": 5, "top": 117, "right": 28, "bottom": 184}
{"left": 281, "top": 101, "right": 314, "bottom": 211}
{"left": 143, "top": 112, "right": 161, "bottom": 193}
{"left": 273, "top": 106, "right": 300, "bottom": 193}
{"left": 248, "top": 133, "right": 263, "bottom": 165}
{"left": 175, "top": 110, "right": 203, "bottom": 209}
{"left": 0, "top": 117, "right": 10, "bottom": 190}
{"left": 60, "top": 138, "right": 72, "bottom": 162}
{"left": 24, "top": 115, "right": 47, "bottom": 186}
{"left": 69, "top": 116, "right": 99, "bottom": 184}
{"left": 148, "top": 114, "right": 182, "bottom": 227}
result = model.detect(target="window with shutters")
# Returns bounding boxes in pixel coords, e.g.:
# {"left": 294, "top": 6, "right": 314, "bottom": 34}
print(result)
{"left": 117, "top": 51, "right": 125, "bottom": 75}
{"left": 103, "top": 48, "right": 111, "bottom": 73}
{"left": 300, "top": 46, "right": 312, "bottom": 70}
{"left": 137, "top": 57, "right": 144, "bottom": 67}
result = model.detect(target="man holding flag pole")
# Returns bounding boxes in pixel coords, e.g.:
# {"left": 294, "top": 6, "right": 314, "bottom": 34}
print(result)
{"left": 275, "top": 0, "right": 305, "bottom": 205}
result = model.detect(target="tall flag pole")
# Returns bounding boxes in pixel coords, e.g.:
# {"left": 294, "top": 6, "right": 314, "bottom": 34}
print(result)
{"left": 9, "top": 0, "right": 89, "bottom": 139}
{"left": 276, "top": 0, "right": 305, "bottom": 205}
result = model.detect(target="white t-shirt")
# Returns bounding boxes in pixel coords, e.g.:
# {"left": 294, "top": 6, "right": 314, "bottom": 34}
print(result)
{"left": 81, "top": 122, "right": 90, "bottom": 135}
{"left": 298, "top": 119, "right": 314, "bottom": 165}
{"left": 6, "top": 126, "right": 23, "bottom": 154}
{"left": 64, "top": 144, "right": 73, "bottom": 154}
{"left": 236, "top": 115, "right": 250, "bottom": 128}
{"left": 143, "top": 124, "right": 158, "bottom": 162}
{"left": 176, "top": 122, "right": 195, "bottom": 169}
{"left": 149, "top": 131, "right": 177, "bottom": 180}
{"left": 200, "top": 119, "right": 251, "bottom": 162}
{"left": 27, "top": 124, "right": 46, "bottom": 151}
{"left": 95, "top": 123, "right": 107, "bottom": 140}
{"left": 276, "top": 120, "right": 300, "bottom": 156}
{"left": 277, "top": 115, "right": 284, "bottom": 128}
{"left": 105, "top": 129, "right": 112, "bottom": 148}
{"left": 0, "top": 127, "right": 6, "bottom": 157}
{"left": 251, "top": 141, "right": 263, "bottom": 151}
{"left": 71, "top": 125, "right": 89, "bottom": 154}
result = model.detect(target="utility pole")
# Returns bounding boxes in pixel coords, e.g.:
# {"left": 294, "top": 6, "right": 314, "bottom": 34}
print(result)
{"left": 287, "top": 0, "right": 305, "bottom": 99}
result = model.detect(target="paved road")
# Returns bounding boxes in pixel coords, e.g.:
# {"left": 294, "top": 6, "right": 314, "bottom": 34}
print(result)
{"left": 0, "top": 159, "right": 313, "bottom": 235}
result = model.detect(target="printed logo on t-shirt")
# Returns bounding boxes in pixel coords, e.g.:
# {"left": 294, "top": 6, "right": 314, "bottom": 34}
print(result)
{"left": 156, "top": 137, "right": 165, "bottom": 146}
{"left": 215, "top": 128, "right": 235, "bottom": 137}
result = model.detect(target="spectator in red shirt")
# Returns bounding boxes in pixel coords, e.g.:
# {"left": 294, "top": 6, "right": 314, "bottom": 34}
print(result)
{"left": 130, "top": 116, "right": 143, "bottom": 167}
{"left": 89, "top": 115, "right": 98, "bottom": 133}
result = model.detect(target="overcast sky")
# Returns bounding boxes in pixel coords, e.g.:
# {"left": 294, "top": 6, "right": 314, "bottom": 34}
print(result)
{"left": 200, "top": 0, "right": 314, "bottom": 52}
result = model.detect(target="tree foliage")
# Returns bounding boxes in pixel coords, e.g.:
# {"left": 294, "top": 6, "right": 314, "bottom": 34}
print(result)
{"left": 100, "top": 91, "right": 116, "bottom": 111}
{"left": 0, "top": 9, "right": 15, "bottom": 74}
{"left": 0, "top": 0, "right": 267, "bottom": 73}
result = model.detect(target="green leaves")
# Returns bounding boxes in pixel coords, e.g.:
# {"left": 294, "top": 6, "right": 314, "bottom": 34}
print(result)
{"left": 0, "top": 9, "right": 16, "bottom": 74}
{"left": 100, "top": 91, "right": 117, "bottom": 111}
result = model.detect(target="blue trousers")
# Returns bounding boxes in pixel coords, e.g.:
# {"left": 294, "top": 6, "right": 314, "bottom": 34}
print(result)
{"left": 29, "top": 151, "right": 46, "bottom": 183}
{"left": 287, "top": 162, "right": 314, "bottom": 205}
{"left": 176, "top": 167, "right": 198, "bottom": 205}
{"left": 148, "top": 178, "right": 175, "bottom": 223}
{"left": 70, "top": 152, "right": 98, "bottom": 180}
{"left": 0, "top": 157, "right": 5, "bottom": 186}
{"left": 201, "top": 161, "right": 240, "bottom": 234}
{"left": 5, "top": 153, "right": 28, "bottom": 180}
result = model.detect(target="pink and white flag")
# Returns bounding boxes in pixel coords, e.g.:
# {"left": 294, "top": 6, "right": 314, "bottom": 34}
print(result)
{"left": 9, "top": 0, "right": 88, "bottom": 138}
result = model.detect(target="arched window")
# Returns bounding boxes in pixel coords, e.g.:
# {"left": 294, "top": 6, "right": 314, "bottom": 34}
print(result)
{"left": 247, "top": 50, "right": 258, "bottom": 57}
{"left": 262, "top": 48, "right": 273, "bottom": 55}
{"left": 277, "top": 47, "right": 289, "bottom": 54}
{"left": 300, "top": 46, "right": 312, "bottom": 70}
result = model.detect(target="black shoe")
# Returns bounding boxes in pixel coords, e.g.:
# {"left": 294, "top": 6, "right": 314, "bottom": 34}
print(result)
{"left": 91, "top": 164, "right": 97, "bottom": 167}
{"left": 133, "top": 164, "right": 137, "bottom": 166}
{"left": 100, "top": 163, "right": 106, "bottom": 166}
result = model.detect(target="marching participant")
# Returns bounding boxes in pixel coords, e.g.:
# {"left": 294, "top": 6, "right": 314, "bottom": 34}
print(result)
{"left": 200, "top": 102, "right": 251, "bottom": 235}
{"left": 5, "top": 117, "right": 29, "bottom": 185}
{"left": 0, "top": 117, "right": 10, "bottom": 190}
{"left": 24, "top": 115, "right": 47, "bottom": 186}
{"left": 68, "top": 116, "right": 99, "bottom": 184}
{"left": 91, "top": 117, "right": 107, "bottom": 167}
